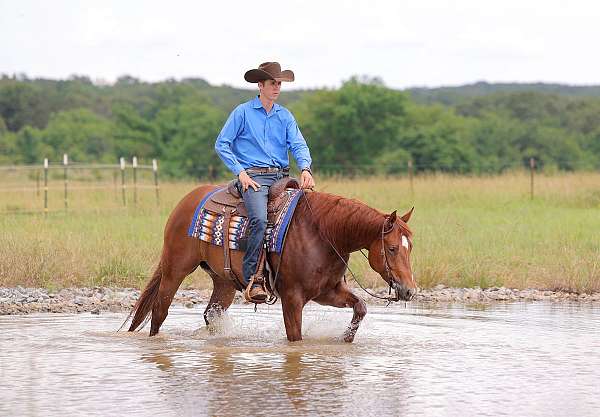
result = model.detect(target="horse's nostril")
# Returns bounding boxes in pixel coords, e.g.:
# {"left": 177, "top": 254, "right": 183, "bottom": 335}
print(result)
{"left": 391, "top": 281, "right": 417, "bottom": 301}
{"left": 401, "top": 287, "right": 416, "bottom": 301}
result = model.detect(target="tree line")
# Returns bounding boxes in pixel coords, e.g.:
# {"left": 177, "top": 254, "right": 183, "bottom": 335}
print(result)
{"left": 1, "top": 74, "right": 599, "bottom": 178}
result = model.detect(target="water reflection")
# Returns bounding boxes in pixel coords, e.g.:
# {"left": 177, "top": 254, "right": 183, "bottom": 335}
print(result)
{"left": 281, "top": 351, "right": 306, "bottom": 411}
{"left": 142, "top": 353, "right": 174, "bottom": 371}
{"left": 140, "top": 344, "right": 350, "bottom": 416}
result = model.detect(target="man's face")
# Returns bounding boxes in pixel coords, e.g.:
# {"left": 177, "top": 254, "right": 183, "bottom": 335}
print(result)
{"left": 259, "top": 79, "right": 282, "bottom": 101}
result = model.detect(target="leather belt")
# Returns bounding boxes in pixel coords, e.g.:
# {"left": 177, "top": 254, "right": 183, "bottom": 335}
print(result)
{"left": 246, "top": 166, "right": 290, "bottom": 174}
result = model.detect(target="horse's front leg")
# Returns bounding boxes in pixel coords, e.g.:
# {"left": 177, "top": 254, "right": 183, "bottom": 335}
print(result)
{"left": 281, "top": 292, "right": 305, "bottom": 342}
{"left": 314, "top": 281, "right": 367, "bottom": 343}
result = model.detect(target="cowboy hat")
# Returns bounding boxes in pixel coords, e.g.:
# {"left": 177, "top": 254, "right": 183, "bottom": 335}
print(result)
{"left": 244, "top": 62, "right": 295, "bottom": 83}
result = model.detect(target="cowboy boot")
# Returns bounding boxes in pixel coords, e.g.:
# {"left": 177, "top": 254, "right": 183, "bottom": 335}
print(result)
{"left": 244, "top": 275, "right": 268, "bottom": 303}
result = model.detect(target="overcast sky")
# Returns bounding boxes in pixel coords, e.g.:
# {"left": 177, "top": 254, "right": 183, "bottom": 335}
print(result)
{"left": 1, "top": 0, "right": 599, "bottom": 89}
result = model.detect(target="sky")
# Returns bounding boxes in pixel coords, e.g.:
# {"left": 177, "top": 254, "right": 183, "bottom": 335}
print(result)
{"left": 1, "top": 0, "right": 599, "bottom": 90}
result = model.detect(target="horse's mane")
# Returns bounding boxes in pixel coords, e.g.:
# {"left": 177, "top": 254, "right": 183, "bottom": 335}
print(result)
{"left": 296, "top": 191, "right": 405, "bottom": 252}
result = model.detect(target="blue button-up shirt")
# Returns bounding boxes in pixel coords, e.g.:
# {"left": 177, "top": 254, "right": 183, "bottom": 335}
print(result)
{"left": 214, "top": 96, "right": 312, "bottom": 176}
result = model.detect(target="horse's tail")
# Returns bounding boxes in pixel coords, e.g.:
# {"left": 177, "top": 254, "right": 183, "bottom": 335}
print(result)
{"left": 121, "top": 262, "right": 163, "bottom": 332}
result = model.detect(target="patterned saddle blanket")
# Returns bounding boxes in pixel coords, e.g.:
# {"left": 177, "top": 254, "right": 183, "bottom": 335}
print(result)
{"left": 187, "top": 187, "right": 303, "bottom": 253}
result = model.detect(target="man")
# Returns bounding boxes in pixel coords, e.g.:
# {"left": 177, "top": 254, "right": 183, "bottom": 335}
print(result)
{"left": 215, "top": 61, "right": 315, "bottom": 303}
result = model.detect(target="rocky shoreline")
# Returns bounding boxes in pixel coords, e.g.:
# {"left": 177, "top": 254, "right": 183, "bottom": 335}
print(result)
{"left": 0, "top": 285, "right": 598, "bottom": 316}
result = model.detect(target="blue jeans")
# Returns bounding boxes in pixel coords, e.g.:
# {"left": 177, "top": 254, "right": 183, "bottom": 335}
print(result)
{"left": 241, "top": 172, "right": 285, "bottom": 283}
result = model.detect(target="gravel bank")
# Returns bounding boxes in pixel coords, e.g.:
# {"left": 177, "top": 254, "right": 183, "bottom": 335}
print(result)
{"left": 0, "top": 287, "right": 215, "bottom": 316}
{"left": 1, "top": 285, "right": 599, "bottom": 315}
{"left": 378, "top": 284, "right": 600, "bottom": 303}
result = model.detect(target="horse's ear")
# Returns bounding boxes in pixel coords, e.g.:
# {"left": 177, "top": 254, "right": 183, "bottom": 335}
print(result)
{"left": 386, "top": 210, "right": 397, "bottom": 228}
{"left": 400, "top": 207, "right": 414, "bottom": 223}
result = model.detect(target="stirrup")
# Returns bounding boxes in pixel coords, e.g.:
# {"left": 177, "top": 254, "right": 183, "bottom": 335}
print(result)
{"left": 244, "top": 275, "right": 268, "bottom": 304}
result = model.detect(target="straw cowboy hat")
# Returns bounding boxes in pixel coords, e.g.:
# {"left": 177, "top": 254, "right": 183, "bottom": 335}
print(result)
{"left": 244, "top": 62, "right": 295, "bottom": 83}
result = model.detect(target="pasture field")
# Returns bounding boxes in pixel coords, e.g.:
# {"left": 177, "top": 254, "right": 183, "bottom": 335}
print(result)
{"left": 1, "top": 172, "right": 599, "bottom": 292}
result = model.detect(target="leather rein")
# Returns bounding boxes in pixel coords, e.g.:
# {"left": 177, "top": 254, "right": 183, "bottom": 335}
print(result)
{"left": 302, "top": 191, "right": 405, "bottom": 304}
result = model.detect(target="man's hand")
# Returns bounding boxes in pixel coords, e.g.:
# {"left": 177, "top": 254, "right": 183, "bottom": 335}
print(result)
{"left": 238, "top": 170, "right": 260, "bottom": 192}
{"left": 300, "top": 169, "right": 315, "bottom": 190}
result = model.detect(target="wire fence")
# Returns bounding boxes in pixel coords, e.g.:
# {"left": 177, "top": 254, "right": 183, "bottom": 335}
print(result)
{"left": 0, "top": 156, "right": 596, "bottom": 214}
{"left": 0, "top": 155, "right": 159, "bottom": 214}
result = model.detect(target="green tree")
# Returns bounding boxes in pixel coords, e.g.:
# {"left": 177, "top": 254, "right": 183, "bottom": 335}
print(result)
{"left": 469, "top": 113, "right": 524, "bottom": 172}
{"left": 394, "top": 104, "right": 478, "bottom": 173}
{"left": 583, "top": 129, "right": 600, "bottom": 168}
{"left": 112, "top": 103, "right": 160, "bottom": 159}
{"left": 154, "top": 96, "right": 227, "bottom": 179}
{"left": 292, "top": 77, "right": 408, "bottom": 174}
{"left": 0, "top": 82, "right": 46, "bottom": 131}
{"left": 38, "top": 109, "right": 116, "bottom": 163}
{"left": 0, "top": 117, "right": 17, "bottom": 164}
{"left": 13, "top": 126, "right": 51, "bottom": 164}
{"left": 519, "top": 126, "right": 590, "bottom": 171}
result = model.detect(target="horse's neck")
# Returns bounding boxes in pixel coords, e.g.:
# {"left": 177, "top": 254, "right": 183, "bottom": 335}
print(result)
{"left": 309, "top": 193, "right": 383, "bottom": 253}
{"left": 345, "top": 211, "right": 383, "bottom": 253}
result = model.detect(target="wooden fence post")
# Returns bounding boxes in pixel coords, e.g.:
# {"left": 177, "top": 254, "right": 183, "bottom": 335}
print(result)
{"left": 120, "top": 157, "right": 126, "bottom": 207}
{"left": 44, "top": 158, "right": 48, "bottom": 215}
{"left": 63, "top": 153, "right": 68, "bottom": 210}
{"left": 153, "top": 159, "right": 160, "bottom": 207}
{"left": 530, "top": 157, "right": 536, "bottom": 200}
{"left": 132, "top": 156, "right": 138, "bottom": 206}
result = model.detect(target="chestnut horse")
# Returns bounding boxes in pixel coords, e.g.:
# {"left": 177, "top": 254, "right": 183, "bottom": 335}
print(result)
{"left": 126, "top": 185, "right": 416, "bottom": 342}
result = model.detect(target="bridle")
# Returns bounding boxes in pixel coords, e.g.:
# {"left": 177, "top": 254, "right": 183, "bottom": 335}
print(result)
{"left": 379, "top": 219, "right": 403, "bottom": 301}
{"left": 355, "top": 219, "right": 413, "bottom": 303}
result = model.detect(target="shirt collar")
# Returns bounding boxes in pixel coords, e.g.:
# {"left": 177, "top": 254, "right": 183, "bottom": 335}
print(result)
{"left": 252, "top": 95, "right": 282, "bottom": 112}
{"left": 251, "top": 95, "right": 262, "bottom": 109}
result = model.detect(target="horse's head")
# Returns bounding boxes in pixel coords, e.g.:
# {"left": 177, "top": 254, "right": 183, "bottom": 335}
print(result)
{"left": 367, "top": 208, "right": 416, "bottom": 301}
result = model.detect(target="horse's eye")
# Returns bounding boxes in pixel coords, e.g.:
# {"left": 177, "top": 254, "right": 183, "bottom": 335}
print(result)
{"left": 389, "top": 246, "right": 398, "bottom": 253}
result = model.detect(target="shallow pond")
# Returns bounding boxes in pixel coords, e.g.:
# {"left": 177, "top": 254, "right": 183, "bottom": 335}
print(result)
{"left": 1, "top": 302, "right": 598, "bottom": 416}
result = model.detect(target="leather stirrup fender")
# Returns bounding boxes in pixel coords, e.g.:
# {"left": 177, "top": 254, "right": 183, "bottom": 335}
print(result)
{"left": 222, "top": 208, "right": 242, "bottom": 289}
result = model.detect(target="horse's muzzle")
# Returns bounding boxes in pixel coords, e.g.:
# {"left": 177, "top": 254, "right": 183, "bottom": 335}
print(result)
{"left": 391, "top": 281, "right": 416, "bottom": 301}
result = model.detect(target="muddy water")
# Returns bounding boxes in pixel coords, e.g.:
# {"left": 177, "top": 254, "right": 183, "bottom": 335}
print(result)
{"left": 1, "top": 302, "right": 598, "bottom": 417}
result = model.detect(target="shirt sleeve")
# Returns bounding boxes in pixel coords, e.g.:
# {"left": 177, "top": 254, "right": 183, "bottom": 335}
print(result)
{"left": 214, "top": 106, "right": 245, "bottom": 176}
{"left": 286, "top": 113, "right": 312, "bottom": 170}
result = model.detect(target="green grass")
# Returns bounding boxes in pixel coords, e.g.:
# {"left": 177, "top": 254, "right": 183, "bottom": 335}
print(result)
{"left": 1, "top": 172, "right": 599, "bottom": 292}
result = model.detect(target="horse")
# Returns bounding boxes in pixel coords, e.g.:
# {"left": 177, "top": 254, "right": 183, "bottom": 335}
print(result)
{"left": 126, "top": 184, "right": 416, "bottom": 342}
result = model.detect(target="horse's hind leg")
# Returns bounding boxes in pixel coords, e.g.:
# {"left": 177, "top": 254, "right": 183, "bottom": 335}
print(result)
{"left": 314, "top": 281, "right": 367, "bottom": 343}
{"left": 203, "top": 271, "right": 236, "bottom": 329}
{"left": 150, "top": 260, "right": 198, "bottom": 336}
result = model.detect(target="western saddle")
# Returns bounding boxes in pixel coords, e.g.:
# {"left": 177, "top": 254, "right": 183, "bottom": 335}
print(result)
{"left": 202, "top": 177, "right": 300, "bottom": 292}
{"left": 203, "top": 177, "right": 300, "bottom": 221}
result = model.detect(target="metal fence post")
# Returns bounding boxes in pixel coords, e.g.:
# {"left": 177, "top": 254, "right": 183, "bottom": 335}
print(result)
{"left": 44, "top": 158, "right": 48, "bottom": 215}
{"left": 120, "top": 157, "right": 126, "bottom": 207}
{"left": 63, "top": 154, "right": 68, "bottom": 210}
{"left": 530, "top": 157, "right": 536, "bottom": 200}
{"left": 132, "top": 156, "right": 138, "bottom": 207}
